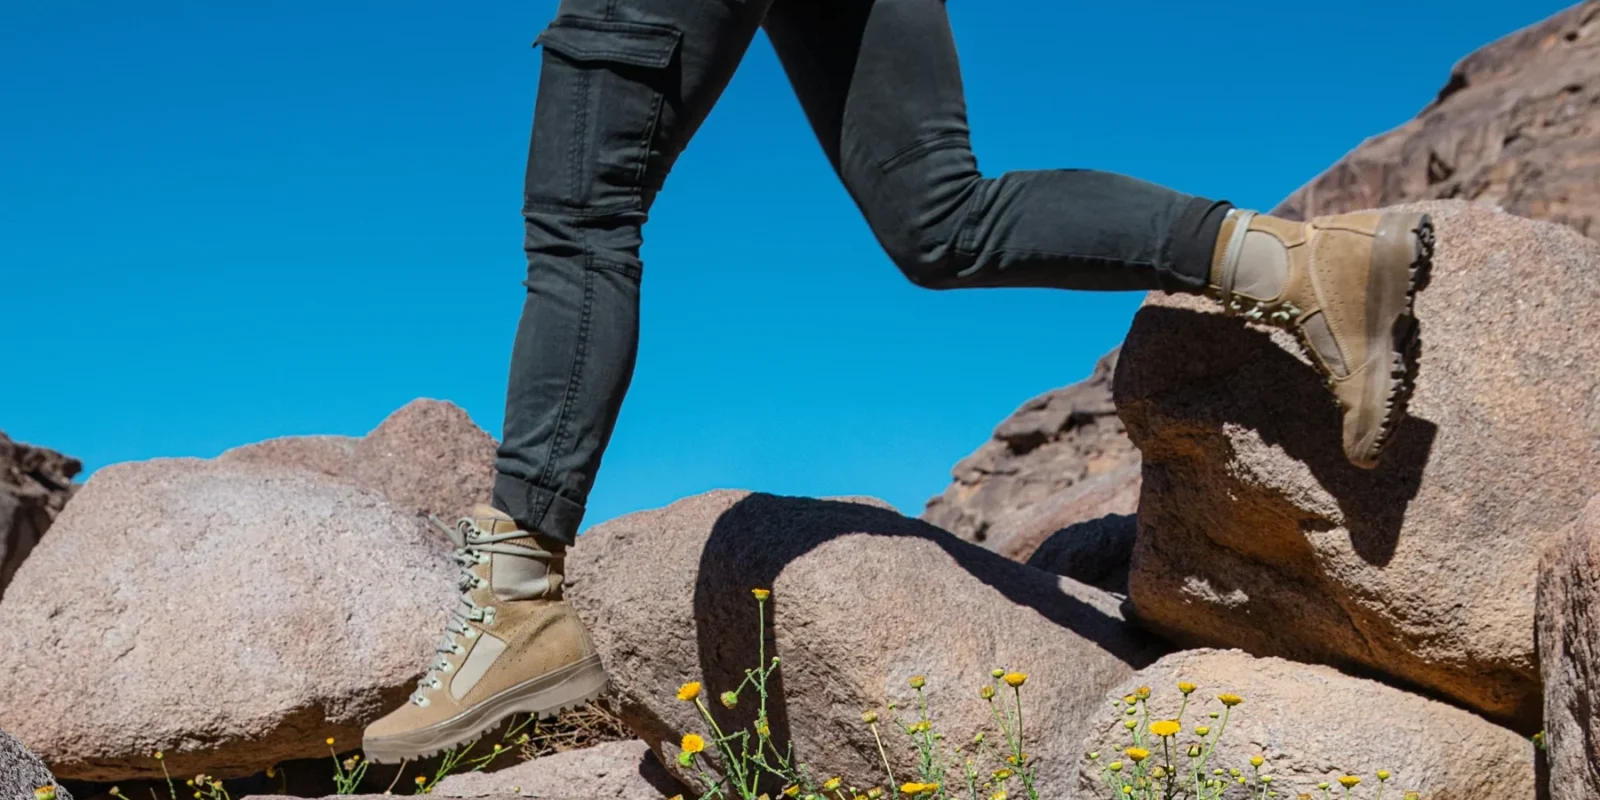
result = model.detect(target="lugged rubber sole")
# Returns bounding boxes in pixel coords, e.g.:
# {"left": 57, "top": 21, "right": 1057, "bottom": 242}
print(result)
{"left": 362, "top": 653, "right": 609, "bottom": 764}
{"left": 1351, "top": 212, "right": 1433, "bottom": 468}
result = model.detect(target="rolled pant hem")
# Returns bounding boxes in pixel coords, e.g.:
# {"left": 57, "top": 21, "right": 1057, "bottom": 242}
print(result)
{"left": 492, "top": 472, "right": 586, "bottom": 546}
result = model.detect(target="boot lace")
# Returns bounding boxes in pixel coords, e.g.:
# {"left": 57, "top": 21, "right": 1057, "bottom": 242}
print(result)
{"left": 410, "top": 515, "right": 552, "bottom": 707}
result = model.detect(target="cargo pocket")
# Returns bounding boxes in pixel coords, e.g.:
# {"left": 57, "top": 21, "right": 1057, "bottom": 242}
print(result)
{"left": 525, "top": 15, "right": 683, "bottom": 213}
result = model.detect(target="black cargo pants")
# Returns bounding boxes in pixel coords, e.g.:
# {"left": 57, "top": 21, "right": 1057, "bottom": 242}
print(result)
{"left": 492, "top": 0, "right": 1231, "bottom": 543}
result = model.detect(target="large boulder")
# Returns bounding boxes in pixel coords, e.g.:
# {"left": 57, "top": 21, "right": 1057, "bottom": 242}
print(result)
{"left": 1276, "top": 1, "right": 1600, "bottom": 240}
{"left": 1077, "top": 650, "right": 1536, "bottom": 799}
{"left": 2, "top": 728, "right": 72, "bottom": 800}
{"left": 431, "top": 740, "right": 685, "bottom": 799}
{"left": 923, "top": 349, "right": 1140, "bottom": 560}
{"left": 1538, "top": 494, "right": 1600, "bottom": 800}
{"left": 0, "top": 459, "right": 456, "bottom": 780}
{"left": 564, "top": 489, "right": 1168, "bottom": 795}
{"left": 1113, "top": 200, "right": 1600, "bottom": 730}
{"left": 218, "top": 399, "right": 496, "bottom": 523}
{"left": 0, "top": 432, "right": 80, "bottom": 600}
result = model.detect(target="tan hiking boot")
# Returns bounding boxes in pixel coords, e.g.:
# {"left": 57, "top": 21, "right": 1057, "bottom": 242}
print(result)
{"left": 1208, "top": 208, "right": 1434, "bottom": 469}
{"left": 362, "top": 505, "right": 607, "bottom": 763}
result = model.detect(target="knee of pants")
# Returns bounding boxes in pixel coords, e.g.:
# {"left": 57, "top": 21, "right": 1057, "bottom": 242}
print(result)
{"left": 843, "top": 141, "right": 984, "bottom": 290}
{"left": 860, "top": 192, "right": 979, "bottom": 291}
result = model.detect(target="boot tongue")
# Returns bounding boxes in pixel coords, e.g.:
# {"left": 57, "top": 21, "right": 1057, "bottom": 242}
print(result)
{"left": 468, "top": 504, "right": 523, "bottom": 536}
{"left": 464, "top": 504, "right": 561, "bottom": 601}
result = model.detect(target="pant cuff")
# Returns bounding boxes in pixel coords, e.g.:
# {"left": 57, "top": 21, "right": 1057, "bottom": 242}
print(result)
{"left": 1163, "top": 196, "right": 1233, "bottom": 293}
{"left": 492, "top": 472, "right": 586, "bottom": 546}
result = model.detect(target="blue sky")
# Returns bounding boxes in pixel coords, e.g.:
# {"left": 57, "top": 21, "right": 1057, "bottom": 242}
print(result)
{"left": 2, "top": 0, "right": 1572, "bottom": 531}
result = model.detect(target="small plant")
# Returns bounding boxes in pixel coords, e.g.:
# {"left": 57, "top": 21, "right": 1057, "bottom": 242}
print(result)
{"left": 671, "top": 588, "right": 1042, "bottom": 800}
{"left": 1089, "top": 685, "right": 1412, "bottom": 800}
{"left": 325, "top": 738, "right": 370, "bottom": 795}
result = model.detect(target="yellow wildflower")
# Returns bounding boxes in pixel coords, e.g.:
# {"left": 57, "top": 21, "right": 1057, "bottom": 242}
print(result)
{"left": 1178, "top": 681, "right": 1197, "bottom": 695}
{"left": 35, "top": 787, "right": 58, "bottom": 800}
{"left": 676, "top": 681, "right": 702, "bottom": 702}
{"left": 868, "top": 790, "right": 883, "bottom": 800}
{"left": 991, "top": 793, "right": 1007, "bottom": 800}
{"left": 899, "top": 782, "right": 938, "bottom": 796}
{"left": 1125, "top": 747, "right": 1150, "bottom": 763}
{"left": 784, "top": 785, "right": 801, "bottom": 797}
{"left": 1123, "top": 694, "right": 1138, "bottom": 705}
{"left": 1002, "top": 672, "right": 1027, "bottom": 688}
{"left": 1135, "top": 686, "right": 1151, "bottom": 700}
{"left": 720, "top": 691, "right": 739, "bottom": 709}
{"left": 1218, "top": 693, "right": 1243, "bottom": 707}
{"left": 1250, "top": 756, "right": 1264, "bottom": 768}
{"left": 909, "top": 675, "right": 926, "bottom": 689}
{"left": 1194, "top": 725, "right": 1210, "bottom": 737}
{"left": 757, "top": 720, "right": 771, "bottom": 737}
{"left": 751, "top": 588, "right": 771, "bottom": 601}
{"left": 414, "top": 777, "right": 427, "bottom": 786}
{"left": 822, "top": 778, "right": 841, "bottom": 792}
{"left": 862, "top": 709, "right": 879, "bottom": 724}
{"left": 980, "top": 685, "right": 996, "bottom": 700}
{"left": 992, "top": 768, "right": 1013, "bottom": 780}
{"left": 1377, "top": 770, "right": 1391, "bottom": 781}
{"left": 681, "top": 733, "right": 705, "bottom": 754}
{"left": 991, "top": 668, "right": 1005, "bottom": 678}
{"left": 1339, "top": 776, "right": 1361, "bottom": 789}
{"left": 154, "top": 752, "right": 165, "bottom": 761}
{"left": 1149, "top": 720, "right": 1181, "bottom": 738}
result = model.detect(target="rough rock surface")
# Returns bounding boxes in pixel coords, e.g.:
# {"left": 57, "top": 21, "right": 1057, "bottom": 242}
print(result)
{"left": 2, "top": 728, "right": 72, "bottom": 800}
{"left": 0, "top": 459, "right": 457, "bottom": 780}
{"left": 1025, "top": 514, "right": 1136, "bottom": 595}
{"left": 1114, "top": 200, "right": 1600, "bottom": 730}
{"left": 430, "top": 740, "right": 686, "bottom": 799}
{"left": 1077, "top": 650, "right": 1536, "bottom": 799}
{"left": 0, "top": 432, "right": 80, "bottom": 599}
{"left": 219, "top": 399, "right": 496, "bottom": 523}
{"left": 1538, "top": 494, "right": 1600, "bottom": 800}
{"left": 923, "top": 349, "right": 1140, "bottom": 560}
{"left": 565, "top": 489, "right": 1169, "bottom": 794}
{"left": 1276, "top": 2, "right": 1600, "bottom": 240}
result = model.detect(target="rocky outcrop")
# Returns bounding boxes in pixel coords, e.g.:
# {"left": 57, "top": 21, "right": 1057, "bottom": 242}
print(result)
{"left": 0, "top": 432, "right": 80, "bottom": 600}
{"left": 1077, "top": 650, "right": 1536, "bottom": 799}
{"left": 1276, "top": 1, "right": 1600, "bottom": 240}
{"left": 1538, "top": 494, "right": 1600, "bottom": 800}
{"left": 0, "top": 459, "right": 457, "bottom": 780}
{"left": 2, "top": 728, "right": 72, "bottom": 800}
{"left": 1114, "top": 200, "right": 1600, "bottom": 730}
{"left": 218, "top": 399, "right": 496, "bottom": 523}
{"left": 922, "top": 349, "right": 1140, "bottom": 561}
{"left": 432, "top": 740, "right": 685, "bottom": 800}
{"left": 565, "top": 489, "right": 1168, "bottom": 794}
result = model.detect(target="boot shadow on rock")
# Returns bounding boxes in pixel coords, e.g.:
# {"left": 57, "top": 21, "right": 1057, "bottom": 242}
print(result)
{"left": 1122, "top": 303, "right": 1438, "bottom": 567}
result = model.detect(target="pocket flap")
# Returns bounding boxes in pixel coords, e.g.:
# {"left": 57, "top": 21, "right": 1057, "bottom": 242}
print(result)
{"left": 535, "top": 16, "right": 681, "bottom": 69}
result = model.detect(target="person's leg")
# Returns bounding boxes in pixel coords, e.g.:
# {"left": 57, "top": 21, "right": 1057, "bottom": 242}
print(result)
{"left": 761, "top": 0, "right": 1231, "bottom": 295}
{"left": 762, "top": 0, "right": 1432, "bottom": 468}
{"left": 492, "top": 0, "right": 773, "bottom": 545}
{"left": 365, "top": 0, "right": 772, "bottom": 762}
